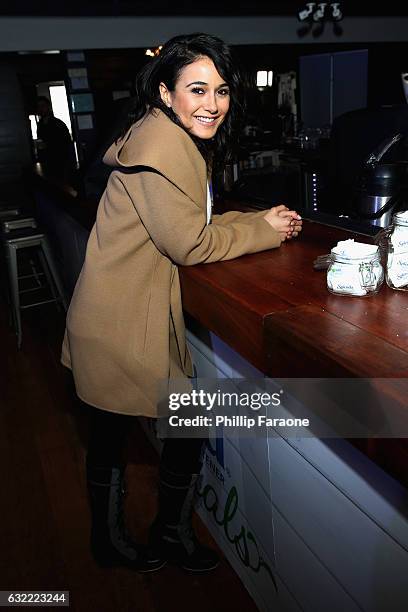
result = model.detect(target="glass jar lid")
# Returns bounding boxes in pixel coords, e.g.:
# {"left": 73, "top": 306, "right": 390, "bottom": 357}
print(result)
{"left": 330, "top": 249, "right": 380, "bottom": 263}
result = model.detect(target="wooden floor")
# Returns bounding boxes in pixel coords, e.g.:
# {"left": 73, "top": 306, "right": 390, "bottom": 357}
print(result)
{"left": 0, "top": 285, "right": 258, "bottom": 612}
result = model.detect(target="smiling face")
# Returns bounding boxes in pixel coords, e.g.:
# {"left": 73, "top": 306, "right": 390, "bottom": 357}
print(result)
{"left": 159, "top": 56, "right": 230, "bottom": 139}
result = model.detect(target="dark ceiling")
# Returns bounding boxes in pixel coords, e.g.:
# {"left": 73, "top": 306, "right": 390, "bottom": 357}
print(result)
{"left": 1, "top": 1, "right": 407, "bottom": 17}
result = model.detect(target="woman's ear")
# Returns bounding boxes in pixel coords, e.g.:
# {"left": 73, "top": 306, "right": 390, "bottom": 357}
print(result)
{"left": 159, "top": 82, "right": 172, "bottom": 108}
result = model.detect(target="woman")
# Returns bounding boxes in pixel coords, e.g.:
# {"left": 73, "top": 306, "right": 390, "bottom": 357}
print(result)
{"left": 61, "top": 33, "right": 302, "bottom": 574}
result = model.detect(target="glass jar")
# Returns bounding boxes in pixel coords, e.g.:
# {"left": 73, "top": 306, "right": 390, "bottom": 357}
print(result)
{"left": 375, "top": 211, "right": 408, "bottom": 291}
{"left": 327, "top": 250, "right": 384, "bottom": 297}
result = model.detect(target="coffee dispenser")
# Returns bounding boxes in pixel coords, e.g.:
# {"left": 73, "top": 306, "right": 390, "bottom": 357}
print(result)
{"left": 352, "top": 133, "right": 408, "bottom": 228}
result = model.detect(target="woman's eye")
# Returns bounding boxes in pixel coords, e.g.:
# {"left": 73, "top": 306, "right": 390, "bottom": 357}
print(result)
{"left": 218, "top": 89, "right": 230, "bottom": 96}
{"left": 191, "top": 87, "right": 204, "bottom": 94}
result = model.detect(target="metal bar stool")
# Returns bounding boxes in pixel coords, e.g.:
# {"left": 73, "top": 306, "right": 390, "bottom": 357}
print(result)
{"left": 0, "top": 206, "right": 21, "bottom": 220}
{"left": 2, "top": 226, "right": 67, "bottom": 349}
{"left": 2, "top": 217, "right": 37, "bottom": 233}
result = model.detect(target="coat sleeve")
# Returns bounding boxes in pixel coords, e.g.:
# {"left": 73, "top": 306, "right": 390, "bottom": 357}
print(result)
{"left": 119, "top": 169, "right": 282, "bottom": 266}
{"left": 211, "top": 210, "right": 267, "bottom": 225}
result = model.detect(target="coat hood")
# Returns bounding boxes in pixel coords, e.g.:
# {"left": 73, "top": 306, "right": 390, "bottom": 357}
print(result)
{"left": 103, "top": 107, "right": 207, "bottom": 206}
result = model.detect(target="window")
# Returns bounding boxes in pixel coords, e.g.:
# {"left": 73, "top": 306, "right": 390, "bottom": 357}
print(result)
{"left": 256, "top": 70, "right": 273, "bottom": 88}
{"left": 29, "top": 114, "right": 38, "bottom": 140}
{"left": 49, "top": 85, "right": 72, "bottom": 135}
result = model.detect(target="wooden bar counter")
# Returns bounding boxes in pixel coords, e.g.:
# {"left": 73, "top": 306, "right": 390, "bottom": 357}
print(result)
{"left": 180, "top": 206, "right": 408, "bottom": 377}
{"left": 179, "top": 199, "right": 408, "bottom": 487}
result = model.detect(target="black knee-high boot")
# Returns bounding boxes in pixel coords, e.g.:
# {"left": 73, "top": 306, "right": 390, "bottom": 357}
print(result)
{"left": 85, "top": 405, "right": 166, "bottom": 572}
{"left": 149, "top": 463, "right": 219, "bottom": 572}
{"left": 86, "top": 461, "right": 167, "bottom": 572}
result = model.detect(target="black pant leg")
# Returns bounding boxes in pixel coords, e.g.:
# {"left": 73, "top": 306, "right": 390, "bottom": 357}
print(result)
{"left": 160, "top": 437, "right": 206, "bottom": 475}
{"left": 86, "top": 404, "right": 134, "bottom": 469}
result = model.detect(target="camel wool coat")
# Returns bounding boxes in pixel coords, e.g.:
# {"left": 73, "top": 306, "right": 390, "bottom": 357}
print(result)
{"left": 61, "top": 107, "right": 282, "bottom": 417}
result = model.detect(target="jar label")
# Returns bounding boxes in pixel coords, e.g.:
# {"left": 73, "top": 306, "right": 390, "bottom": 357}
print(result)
{"left": 327, "top": 262, "right": 383, "bottom": 296}
{"left": 327, "top": 263, "right": 366, "bottom": 296}
{"left": 391, "top": 226, "right": 408, "bottom": 252}
{"left": 387, "top": 251, "right": 408, "bottom": 288}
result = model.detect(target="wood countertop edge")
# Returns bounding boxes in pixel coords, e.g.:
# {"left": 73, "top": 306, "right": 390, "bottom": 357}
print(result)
{"left": 263, "top": 304, "right": 408, "bottom": 378}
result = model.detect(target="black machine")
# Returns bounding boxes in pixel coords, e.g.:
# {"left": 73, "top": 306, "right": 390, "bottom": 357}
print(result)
{"left": 352, "top": 133, "right": 408, "bottom": 227}
{"left": 325, "top": 106, "right": 408, "bottom": 226}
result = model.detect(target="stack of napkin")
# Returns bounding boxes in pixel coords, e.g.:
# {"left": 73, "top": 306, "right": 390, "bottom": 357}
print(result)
{"left": 388, "top": 211, "right": 408, "bottom": 289}
{"left": 331, "top": 239, "right": 379, "bottom": 258}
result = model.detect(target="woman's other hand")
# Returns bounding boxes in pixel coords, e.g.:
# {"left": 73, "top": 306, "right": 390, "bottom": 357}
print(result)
{"left": 263, "top": 205, "right": 302, "bottom": 241}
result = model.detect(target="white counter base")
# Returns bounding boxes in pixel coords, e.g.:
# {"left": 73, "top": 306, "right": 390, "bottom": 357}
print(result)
{"left": 186, "top": 325, "right": 408, "bottom": 612}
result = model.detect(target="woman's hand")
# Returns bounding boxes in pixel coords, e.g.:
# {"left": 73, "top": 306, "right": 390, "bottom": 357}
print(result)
{"left": 263, "top": 205, "right": 303, "bottom": 241}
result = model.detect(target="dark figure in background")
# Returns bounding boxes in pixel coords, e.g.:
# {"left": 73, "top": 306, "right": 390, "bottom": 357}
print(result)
{"left": 36, "top": 96, "right": 75, "bottom": 182}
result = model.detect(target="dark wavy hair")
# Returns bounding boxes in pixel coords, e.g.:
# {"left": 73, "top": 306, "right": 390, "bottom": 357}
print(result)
{"left": 117, "top": 32, "right": 247, "bottom": 174}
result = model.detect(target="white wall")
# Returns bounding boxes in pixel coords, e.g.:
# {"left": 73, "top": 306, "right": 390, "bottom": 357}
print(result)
{"left": 1, "top": 16, "right": 408, "bottom": 52}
